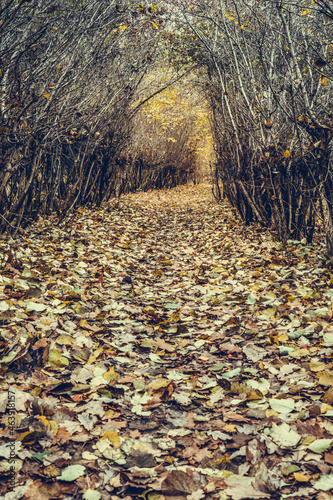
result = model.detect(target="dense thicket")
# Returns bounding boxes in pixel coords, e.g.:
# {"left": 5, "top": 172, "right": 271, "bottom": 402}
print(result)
{"left": 119, "top": 83, "right": 204, "bottom": 192}
{"left": 3, "top": 0, "right": 333, "bottom": 251}
{"left": 175, "top": 0, "right": 333, "bottom": 253}
{"left": 0, "top": 0, "right": 197, "bottom": 233}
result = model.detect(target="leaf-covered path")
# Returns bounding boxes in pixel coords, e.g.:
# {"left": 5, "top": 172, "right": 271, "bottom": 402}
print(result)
{"left": 1, "top": 184, "right": 333, "bottom": 499}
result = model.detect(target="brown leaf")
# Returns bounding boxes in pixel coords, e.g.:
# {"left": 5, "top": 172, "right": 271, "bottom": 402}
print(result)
{"left": 225, "top": 475, "right": 270, "bottom": 500}
{"left": 32, "top": 338, "right": 49, "bottom": 350}
{"left": 322, "top": 387, "right": 333, "bottom": 404}
{"left": 223, "top": 410, "right": 249, "bottom": 422}
{"left": 161, "top": 470, "right": 200, "bottom": 495}
{"left": 226, "top": 433, "right": 251, "bottom": 449}
{"left": 55, "top": 427, "right": 72, "bottom": 443}
{"left": 182, "top": 444, "right": 200, "bottom": 459}
{"left": 23, "top": 479, "right": 60, "bottom": 499}
{"left": 324, "top": 452, "right": 333, "bottom": 465}
{"left": 186, "top": 411, "right": 195, "bottom": 428}
{"left": 124, "top": 449, "right": 156, "bottom": 469}
{"left": 194, "top": 447, "right": 213, "bottom": 463}
{"left": 155, "top": 337, "right": 175, "bottom": 352}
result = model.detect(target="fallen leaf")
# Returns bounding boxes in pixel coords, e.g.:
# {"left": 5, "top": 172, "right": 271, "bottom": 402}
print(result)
{"left": 57, "top": 465, "right": 86, "bottom": 481}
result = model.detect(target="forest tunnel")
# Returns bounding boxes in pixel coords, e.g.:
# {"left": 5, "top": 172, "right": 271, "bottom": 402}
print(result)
{"left": 1, "top": 0, "right": 333, "bottom": 252}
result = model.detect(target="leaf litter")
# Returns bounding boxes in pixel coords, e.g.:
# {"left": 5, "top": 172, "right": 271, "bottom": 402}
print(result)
{"left": 0, "top": 184, "right": 333, "bottom": 499}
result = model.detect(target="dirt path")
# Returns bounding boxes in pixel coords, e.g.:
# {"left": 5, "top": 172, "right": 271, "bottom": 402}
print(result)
{"left": 1, "top": 184, "right": 333, "bottom": 499}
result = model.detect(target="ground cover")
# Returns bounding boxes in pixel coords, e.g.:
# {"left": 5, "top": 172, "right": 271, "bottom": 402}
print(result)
{"left": 1, "top": 184, "right": 333, "bottom": 499}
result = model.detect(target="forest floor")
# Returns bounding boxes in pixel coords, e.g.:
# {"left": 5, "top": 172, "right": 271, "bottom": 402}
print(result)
{"left": 1, "top": 184, "right": 333, "bottom": 500}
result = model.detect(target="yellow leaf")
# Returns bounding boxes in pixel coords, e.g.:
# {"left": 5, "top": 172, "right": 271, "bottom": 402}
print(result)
{"left": 266, "top": 409, "right": 279, "bottom": 418}
{"left": 322, "top": 77, "right": 328, "bottom": 86}
{"left": 104, "top": 409, "right": 115, "bottom": 418}
{"left": 294, "top": 472, "right": 310, "bottom": 482}
{"left": 103, "top": 366, "right": 118, "bottom": 382}
{"left": 223, "top": 424, "right": 237, "bottom": 432}
{"left": 37, "top": 416, "right": 51, "bottom": 428}
{"left": 152, "top": 22, "right": 158, "bottom": 29}
{"left": 321, "top": 403, "right": 333, "bottom": 413}
{"left": 144, "top": 306, "right": 157, "bottom": 315}
{"left": 79, "top": 319, "right": 90, "bottom": 329}
{"left": 48, "top": 349, "right": 69, "bottom": 367}
{"left": 103, "top": 430, "right": 121, "bottom": 448}
{"left": 247, "top": 389, "right": 264, "bottom": 400}
{"left": 301, "top": 8, "right": 311, "bottom": 15}
{"left": 49, "top": 421, "right": 58, "bottom": 435}
{"left": 44, "top": 465, "right": 60, "bottom": 477}
{"left": 118, "top": 24, "right": 126, "bottom": 30}
{"left": 284, "top": 150, "right": 291, "bottom": 158}
{"left": 310, "top": 361, "right": 327, "bottom": 372}
{"left": 318, "top": 372, "right": 333, "bottom": 386}
{"left": 43, "top": 92, "right": 50, "bottom": 100}
{"left": 151, "top": 378, "right": 171, "bottom": 391}
{"left": 17, "top": 430, "right": 44, "bottom": 443}
{"left": 57, "top": 65, "right": 62, "bottom": 73}
{"left": 302, "top": 436, "right": 316, "bottom": 446}
{"left": 87, "top": 347, "right": 104, "bottom": 364}
{"left": 17, "top": 431, "right": 35, "bottom": 442}
{"left": 289, "top": 349, "right": 309, "bottom": 358}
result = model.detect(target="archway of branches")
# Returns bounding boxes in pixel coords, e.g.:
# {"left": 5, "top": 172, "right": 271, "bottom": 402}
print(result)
{"left": 1, "top": 0, "right": 333, "bottom": 253}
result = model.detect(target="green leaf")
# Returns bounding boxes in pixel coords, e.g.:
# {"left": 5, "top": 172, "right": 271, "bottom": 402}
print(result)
{"left": 246, "top": 293, "right": 257, "bottom": 304}
{"left": 223, "top": 367, "right": 241, "bottom": 379}
{"left": 269, "top": 398, "right": 295, "bottom": 413}
{"left": 26, "top": 302, "right": 47, "bottom": 312}
{"left": 282, "top": 464, "right": 301, "bottom": 475}
{"left": 149, "top": 353, "right": 164, "bottom": 363}
{"left": 211, "top": 362, "right": 225, "bottom": 371}
{"left": 308, "top": 439, "right": 333, "bottom": 454}
{"left": 83, "top": 489, "right": 102, "bottom": 500}
{"left": 0, "top": 301, "right": 10, "bottom": 311}
{"left": 270, "top": 422, "right": 301, "bottom": 447}
{"left": 313, "top": 474, "right": 333, "bottom": 491}
{"left": 32, "top": 450, "right": 52, "bottom": 462}
{"left": 21, "top": 267, "right": 32, "bottom": 278}
{"left": 57, "top": 464, "right": 86, "bottom": 481}
{"left": 323, "top": 333, "right": 333, "bottom": 346}
{"left": 0, "top": 350, "right": 18, "bottom": 364}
